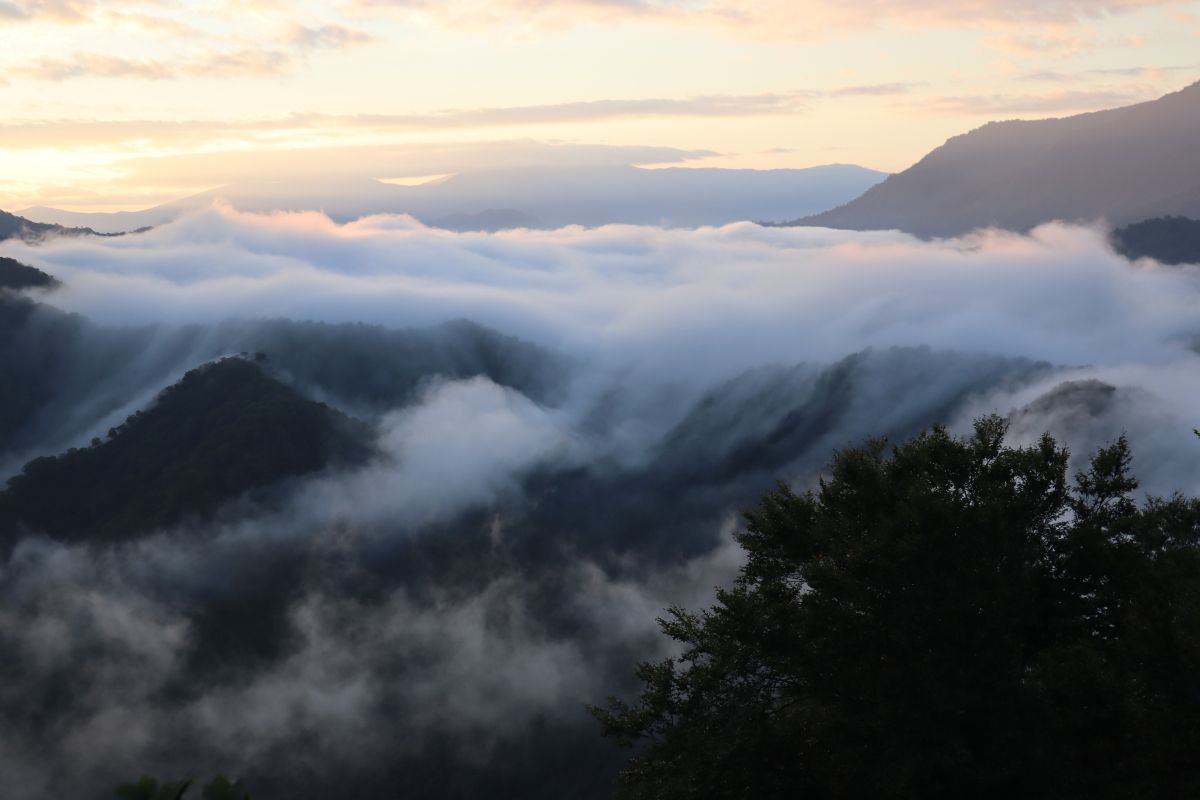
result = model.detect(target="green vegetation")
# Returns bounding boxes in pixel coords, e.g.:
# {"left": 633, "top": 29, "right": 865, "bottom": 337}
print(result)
{"left": 0, "top": 357, "right": 372, "bottom": 543}
{"left": 0, "top": 256, "right": 59, "bottom": 291}
{"left": 115, "top": 775, "right": 251, "bottom": 800}
{"left": 1112, "top": 216, "right": 1200, "bottom": 265}
{"left": 593, "top": 417, "right": 1200, "bottom": 799}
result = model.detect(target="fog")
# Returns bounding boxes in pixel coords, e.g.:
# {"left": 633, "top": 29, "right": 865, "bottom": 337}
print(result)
{"left": 2, "top": 207, "right": 1200, "bottom": 798}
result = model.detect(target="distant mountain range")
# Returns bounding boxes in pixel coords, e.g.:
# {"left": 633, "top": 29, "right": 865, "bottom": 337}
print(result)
{"left": 19, "top": 163, "right": 887, "bottom": 233}
{"left": 16, "top": 82, "right": 1200, "bottom": 243}
{"left": 790, "top": 81, "right": 1200, "bottom": 238}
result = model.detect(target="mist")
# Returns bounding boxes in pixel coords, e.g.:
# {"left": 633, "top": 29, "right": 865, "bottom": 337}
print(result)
{"left": 3, "top": 208, "right": 1200, "bottom": 798}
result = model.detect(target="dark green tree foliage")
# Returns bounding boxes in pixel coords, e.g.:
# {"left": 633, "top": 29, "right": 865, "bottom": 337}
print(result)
{"left": 0, "top": 256, "right": 59, "bottom": 291}
{"left": 199, "top": 775, "right": 252, "bottom": 800}
{"left": 115, "top": 775, "right": 250, "bottom": 800}
{"left": 0, "top": 357, "right": 372, "bottom": 543}
{"left": 115, "top": 776, "right": 192, "bottom": 800}
{"left": 593, "top": 417, "right": 1200, "bottom": 799}
{"left": 1111, "top": 216, "right": 1200, "bottom": 265}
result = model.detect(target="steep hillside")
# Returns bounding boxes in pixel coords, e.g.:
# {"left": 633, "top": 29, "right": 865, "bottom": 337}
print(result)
{"left": 0, "top": 257, "right": 58, "bottom": 291}
{"left": 0, "top": 357, "right": 372, "bottom": 543}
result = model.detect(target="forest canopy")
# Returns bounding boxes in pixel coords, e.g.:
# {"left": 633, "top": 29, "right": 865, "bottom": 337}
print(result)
{"left": 593, "top": 417, "right": 1200, "bottom": 799}
{"left": 0, "top": 357, "right": 372, "bottom": 544}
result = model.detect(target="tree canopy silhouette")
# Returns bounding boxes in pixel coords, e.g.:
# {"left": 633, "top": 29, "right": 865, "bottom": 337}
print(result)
{"left": 592, "top": 417, "right": 1200, "bottom": 799}
{"left": 115, "top": 774, "right": 251, "bottom": 800}
{"left": 0, "top": 256, "right": 58, "bottom": 291}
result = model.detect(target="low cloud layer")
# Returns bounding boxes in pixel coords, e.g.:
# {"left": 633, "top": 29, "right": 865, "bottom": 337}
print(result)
{"left": 3, "top": 211, "right": 1200, "bottom": 798}
{"left": 13, "top": 207, "right": 1200, "bottom": 387}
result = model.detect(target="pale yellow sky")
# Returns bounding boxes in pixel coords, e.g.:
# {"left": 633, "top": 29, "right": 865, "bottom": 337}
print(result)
{"left": 1, "top": 0, "right": 1198, "bottom": 211}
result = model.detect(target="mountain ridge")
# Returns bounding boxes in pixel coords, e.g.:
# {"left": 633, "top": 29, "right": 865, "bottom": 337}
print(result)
{"left": 787, "top": 81, "right": 1200, "bottom": 237}
{"left": 0, "top": 209, "right": 112, "bottom": 241}
{"left": 0, "top": 356, "right": 373, "bottom": 544}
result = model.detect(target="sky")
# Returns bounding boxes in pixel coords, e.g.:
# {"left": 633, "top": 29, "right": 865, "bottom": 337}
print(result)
{"left": 0, "top": 0, "right": 1198, "bottom": 211}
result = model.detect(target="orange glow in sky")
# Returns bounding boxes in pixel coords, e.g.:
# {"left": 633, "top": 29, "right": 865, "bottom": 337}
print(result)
{"left": 0, "top": 0, "right": 1197, "bottom": 211}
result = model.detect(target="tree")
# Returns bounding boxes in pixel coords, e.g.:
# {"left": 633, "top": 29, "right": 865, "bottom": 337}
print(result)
{"left": 115, "top": 776, "right": 251, "bottom": 800}
{"left": 114, "top": 777, "right": 192, "bottom": 800}
{"left": 592, "top": 416, "right": 1200, "bottom": 799}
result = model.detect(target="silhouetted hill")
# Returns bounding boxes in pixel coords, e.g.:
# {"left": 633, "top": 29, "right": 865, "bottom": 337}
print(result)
{"left": 0, "top": 257, "right": 58, "bottom": 290}
{"left": 0, "top": 209, "right": 64, "bottom": 240}
{"left": 0, "top": 357, "right": 372, "bottom": 544}
{"left": 225, "top": 316, "right": 569, "bottom": 411}
{"left": 0, "top": 209, "right": 108, "bottom": 241}
{"left": 0, "top": 297, "right": 568, "bottom": 477}
{"left": 792, "top": 82, "right": 1200, "bottom": 237}
{"left": 1112, "top": 216, "right": 1200, "bottom": 265}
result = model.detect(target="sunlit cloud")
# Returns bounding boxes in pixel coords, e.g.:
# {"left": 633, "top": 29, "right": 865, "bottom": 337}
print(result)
{"left": 284, "top": 22, "right": 379, "bottom": 49}
{"left": 918, "top": 87, "right": 1158, "bottom": 115}
{"left": 0, "top": 0, "right": 1196, "bottom": 208}
{"left": 983, "top": 31, "right": 1093, "bottom": 57}
{"left": 1019, "top": 63, "right": 1199, "bottom": 81}
{"left": 831, "top": 83, "right": 918, "bottom": 97}
{"left": 16, "top": 48, "right": 293, "bottom": 81}
{"left": 0, "top": 93, "right": 807, "bottom": 148}
{"left": 351, "top": 0, "right": 1195, "bottom": 39}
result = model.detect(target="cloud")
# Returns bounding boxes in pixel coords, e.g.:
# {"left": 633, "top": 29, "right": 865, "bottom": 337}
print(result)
{"left": 107, "top": 140, "right": 716, "bottom": 186}
{"left": 5, "top": 212, "right": 1200, "bottom": 797}
{"left": 96, "top": 9, "right": 192, "bottom": 35}
{"left": 351, "top": 0, "right": 1193, "bottom": 40}
{"left": 301, "top": 377, "right": 582, "bottom": 527}
{"left": 285, "top": 22, "right": 378, "bottom": 49}
{"left": 0, "top": 209, "right": 1183, "bottom": 369}
{"left": 831, "top": 82, "right": 919, "bottom": 97}
{"left": 16, "top": 48, "right": 294, "bottom": 81}
{"left": 0, "top": 140, "right": 721, "bottom": 212}
{"left": 1019, "top": 63, "right": 1200, "bottom": 82}
{"left": 0, "top": 0, "right": 92, "bottom": 22}
{"left": 0, "top": 0, "right": 205, "bottom": 28}
{"left": 918, "top": 86, "right": 1158, "bottom": 115}
{"left": 983, "top": 30, "right": 1092, "bottom": 57}
{"left": 7, "top": 208, "right": 1200, "bottom": 459}
{"left": 0, "top": 92, "right": 803, "bottom": 145}
{"left": 17, "top": 54, "right": 176, "bottom": 81}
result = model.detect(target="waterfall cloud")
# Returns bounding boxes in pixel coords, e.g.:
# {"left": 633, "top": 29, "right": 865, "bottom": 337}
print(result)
{"left": 3, "top": 206, "right": 1200, "bottom": 798}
